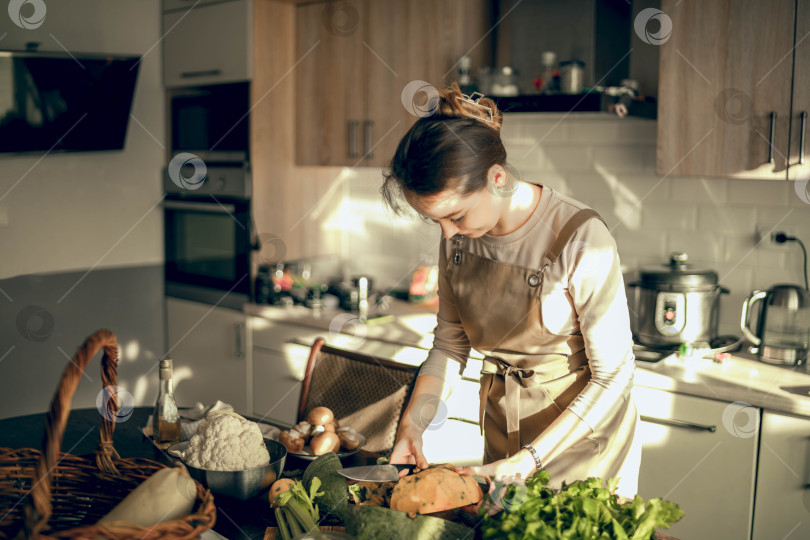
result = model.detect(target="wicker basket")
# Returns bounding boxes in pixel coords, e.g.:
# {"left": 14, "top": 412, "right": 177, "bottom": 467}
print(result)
{"left": 0, "top": 329, "right": 216, "bottom": 540}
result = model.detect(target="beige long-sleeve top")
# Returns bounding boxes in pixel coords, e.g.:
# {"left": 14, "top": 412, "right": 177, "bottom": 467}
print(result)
{"left": 419, "top": 185, "right": 636, "bottom": 431}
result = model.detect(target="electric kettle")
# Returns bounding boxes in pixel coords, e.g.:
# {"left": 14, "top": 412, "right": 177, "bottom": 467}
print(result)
{"left": 740, "top": 284, "right": 810, "bottom": 365}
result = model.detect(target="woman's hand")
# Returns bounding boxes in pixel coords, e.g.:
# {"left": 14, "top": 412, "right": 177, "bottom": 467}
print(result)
{"left": 389, "top": 425, "right": 429, "bottom": 475}
{"left": 455, "top": 448, "right": 536, "bottom": 482}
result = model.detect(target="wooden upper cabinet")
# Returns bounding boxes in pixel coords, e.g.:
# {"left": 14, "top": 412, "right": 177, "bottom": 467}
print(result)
{"left": 296, "top": 0, "right": 492, "bottom": 167}
{"left": 788, "top": 0, "right": 809, "bottom": 181}
{"left": 658, "top": 0, "right": 794, "bottom": 179}
{"left": 296, "top": 0, "right": 367, "bottom": 167}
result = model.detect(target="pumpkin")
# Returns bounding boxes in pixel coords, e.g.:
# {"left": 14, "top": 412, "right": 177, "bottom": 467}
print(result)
{"left": 389, "top": 464, "right": 483, "bottom": 514}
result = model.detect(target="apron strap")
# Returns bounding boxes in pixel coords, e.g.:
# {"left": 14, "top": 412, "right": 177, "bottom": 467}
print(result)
{"left": 544, "top": 209, "right": 606, "bottom": 267}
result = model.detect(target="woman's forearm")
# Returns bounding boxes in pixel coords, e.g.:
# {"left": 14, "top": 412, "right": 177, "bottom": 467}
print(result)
{"left": 397, "top": 373, "right": 447, "bottom": 433}
{"left": 519, "top": 409, "right": 593, "bottom": 474}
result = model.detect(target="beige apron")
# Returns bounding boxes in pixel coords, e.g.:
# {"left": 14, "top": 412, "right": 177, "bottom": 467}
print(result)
{"left": 447, "top": 209, "right": 640, "bottom": 492}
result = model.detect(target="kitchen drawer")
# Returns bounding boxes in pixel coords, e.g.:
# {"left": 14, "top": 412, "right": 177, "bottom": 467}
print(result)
{"left": 251, "top": 318, "right": 322, "bottom": 353}
{"left": 633, "top": 386, "right": 758, "bottom": 540}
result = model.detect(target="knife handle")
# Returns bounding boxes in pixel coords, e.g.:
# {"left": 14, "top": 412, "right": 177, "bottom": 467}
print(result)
{"left": 391, "top": 463, "right": 417, "bottom": 474}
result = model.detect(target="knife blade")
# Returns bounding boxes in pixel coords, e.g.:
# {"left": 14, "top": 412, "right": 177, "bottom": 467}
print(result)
{"left": 337, "top": 464, "right": 416, "bottom": 482}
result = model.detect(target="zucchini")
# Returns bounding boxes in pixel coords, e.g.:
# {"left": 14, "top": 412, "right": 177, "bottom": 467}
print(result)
{"left": 344, "top": 505, "right": 473, "bottom": 540}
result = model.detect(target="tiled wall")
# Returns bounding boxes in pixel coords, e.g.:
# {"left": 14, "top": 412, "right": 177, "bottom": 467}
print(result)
{"left": 344, "top": 113, "right": 810, "bottom": 337}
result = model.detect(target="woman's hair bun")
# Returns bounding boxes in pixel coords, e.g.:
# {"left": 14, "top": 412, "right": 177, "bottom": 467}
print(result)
{"left": 434, "top": 82, "right": 503, "bottom": 133}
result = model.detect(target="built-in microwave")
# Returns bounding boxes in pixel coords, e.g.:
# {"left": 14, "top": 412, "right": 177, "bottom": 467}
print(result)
{"left": 169, "top": 81, "right": 250, "bottom": 163}
{"left": 163, "top": 165, "right": 254, "bottom": 309}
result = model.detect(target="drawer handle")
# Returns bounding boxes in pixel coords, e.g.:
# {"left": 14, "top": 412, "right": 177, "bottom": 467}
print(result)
{"left": 767, "top": 111, "right": 776, "bottom": 164}
{"left": 640, "top": 415, "right": 716, "bottom": 432}
{"left": 364, "top": 120, "right": 373, "bottom": 159}
{"left": 348, "top": 120, "right": 358, "bottom": 159}
{"left": 180, "top": 69, "right": 222, "bottom": 79}
{"left": 799, "top": 111, "right": 807, "bottom": 165}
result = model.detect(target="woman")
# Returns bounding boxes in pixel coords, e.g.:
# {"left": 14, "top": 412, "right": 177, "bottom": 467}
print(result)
{"left": 385, "top": 84, "right": 641, "bottom": 496}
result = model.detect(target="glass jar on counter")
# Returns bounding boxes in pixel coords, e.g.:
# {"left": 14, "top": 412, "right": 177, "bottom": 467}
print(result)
{"left": 559, "top": 60, "right": 585, "bottom": 94}
{"left": 490, "top": 66, "right": 519, "bottom": 97}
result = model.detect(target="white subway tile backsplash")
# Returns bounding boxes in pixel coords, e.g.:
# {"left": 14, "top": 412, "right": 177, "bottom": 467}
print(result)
{"left": 726, "top": 179, "right": 791, "bottom": 205}
{"left": 592, "top": 144, "right": 655, "bottom": 173}
{"left": 668, "top": 177, "right": 728, "bottom": 204}
{"left": 614, "top": 174, "right": 671, "bottom": 203}
{"left": 642, "top": 203, "right": 698, "bottom": 232}
{"left": 567, "top": 119, "right": 620, "bottom": 143}
{"left": 697, "top": 206, "right": 756, "bottom": 235}
{"left": 723, "top": 234, "right": 761, "bottom": 268}
{"left": 614, "top": 226, "right": 670, "bottom": 261}
{"left": 615, "top": 119, "right": 658, "bottom": 142}
{"left": 755, "top": 206, "right": 810, "bottom": 233}
{"left": 506, "top": 114, "right": 571, "bottom": 143}
{"left": 717, "top": 265, "right": 752, "bottom": 297}
{"left": 752, "top": 263, "right": 803, "bottom": 290}
{"left": 666, "top": 230, "right": 724, "bottom": 263}
{"left": 789, "top": 180, "right": 810, "bottom": 207}
{"left": 539, "top": 144, "right": 593, "bottom": 172}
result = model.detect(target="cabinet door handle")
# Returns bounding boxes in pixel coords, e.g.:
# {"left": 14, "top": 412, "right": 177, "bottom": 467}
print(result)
{"left": 799, "top": 111, "right": 807, "bottom": 165}
{"left": 234, "top": 322, "right": 244, "bottom": 359}
{"left": 767, "top": 111, "right": 777, "bottom": 164}
{"left": 640, "top": 415, "right": 717, "bottom": 432}
{"left": 348, "top": 120, "right": 358, "bottom": 159}
{"left": 180, "top": 69, "right": 223, "bottom": 79}
{"left": 364, "top": 120, "right": 373, "bottom": 159}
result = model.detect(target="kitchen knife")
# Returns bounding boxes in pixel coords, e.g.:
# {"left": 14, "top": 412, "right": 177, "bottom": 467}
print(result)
{"left": 337, "top": 464, "right": 416, "bottom": 482}
{"left": 338, "top": 464, "right": 491, "bottom": 491}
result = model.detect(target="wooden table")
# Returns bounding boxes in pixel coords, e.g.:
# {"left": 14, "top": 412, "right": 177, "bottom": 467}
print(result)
{"left": 0, "top": 407, "right": 378, "bottom": 540}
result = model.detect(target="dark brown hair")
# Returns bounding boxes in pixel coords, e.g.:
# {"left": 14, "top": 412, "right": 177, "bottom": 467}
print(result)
{"left": 381, "top": 83, "right": 506, "bottom": 214}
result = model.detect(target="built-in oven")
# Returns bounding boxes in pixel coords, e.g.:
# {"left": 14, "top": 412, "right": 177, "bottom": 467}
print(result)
{"left": 163, "top": 164, "right": 254, "bottom": 309}
{"left": 169, "top": 81, "right": 250, "bottom": 163}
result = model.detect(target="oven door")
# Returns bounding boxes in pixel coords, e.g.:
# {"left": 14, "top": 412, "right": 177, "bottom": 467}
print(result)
{"left": 164, "top": 198, "right": 252, "bottom": 305}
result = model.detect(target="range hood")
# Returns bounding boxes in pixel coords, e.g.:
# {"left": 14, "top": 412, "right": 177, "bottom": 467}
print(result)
{"left": 0, "top": 50, "right": 141, "bottom": 154}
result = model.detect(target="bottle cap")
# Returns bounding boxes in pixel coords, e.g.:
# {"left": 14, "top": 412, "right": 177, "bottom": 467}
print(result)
{"left": 159, "top": 357, "right": 173, "bottom": 380}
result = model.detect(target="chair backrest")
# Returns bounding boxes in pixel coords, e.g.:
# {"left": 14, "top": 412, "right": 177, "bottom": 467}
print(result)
{"left": 298, "top": 337, "right": 419, "bottom": 454}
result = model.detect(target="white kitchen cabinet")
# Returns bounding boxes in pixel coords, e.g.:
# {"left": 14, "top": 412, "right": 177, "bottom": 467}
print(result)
{"left": 166, "top": 297, "right": 249, "bottom": 413}
{"left": 162, "top": 0, "right": 252, "bottom": 87}
{"left": 252, "top": 341, "right": 311, "bottom": 425}
{"left": 633, "top": 385, "right": 759, "bottom": 540}
{"left": 752, "top": 411, "right": 810, "bottom": 540}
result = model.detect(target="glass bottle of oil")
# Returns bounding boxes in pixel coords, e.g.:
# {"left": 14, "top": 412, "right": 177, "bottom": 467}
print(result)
{"left": 153, "top": 357, "right": 182, "bottom": 444}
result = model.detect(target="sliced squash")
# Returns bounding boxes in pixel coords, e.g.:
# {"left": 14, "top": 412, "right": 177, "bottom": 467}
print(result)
{"left": 389, "top": 464, "right": 482, "bottom": 514}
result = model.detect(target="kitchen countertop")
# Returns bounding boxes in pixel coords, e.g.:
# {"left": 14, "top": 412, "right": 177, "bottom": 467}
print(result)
{"left": 245, "top": 301, "right": 810, "bottom": 418}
